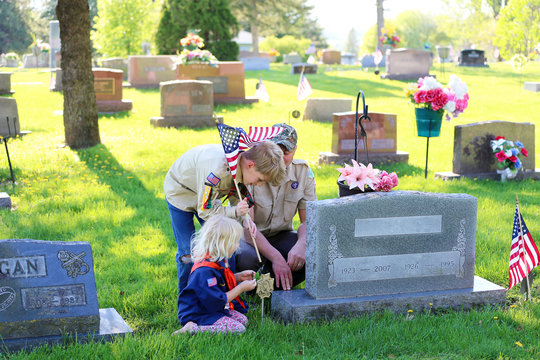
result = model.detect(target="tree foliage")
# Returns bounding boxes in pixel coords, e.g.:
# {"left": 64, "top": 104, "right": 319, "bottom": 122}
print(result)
{"left": 0, "top": 0, "right": 33, "bottom": 54}
{"left": 495, "top": 0, "right": 540, "bottom": 58}
{"left": 91, "top": 0, "right": 158, "bottom": 57}
{"left": 259, "top": 35, "right": 311, "bottom": 58}
{"left": 345, "top": 28, "right": 359, "bottom": 55}
{"left": 395, "top": 10, "right": 451, "bottom": 50}
{"left": 155, "top": 0, "right": 239, "bottom": 60}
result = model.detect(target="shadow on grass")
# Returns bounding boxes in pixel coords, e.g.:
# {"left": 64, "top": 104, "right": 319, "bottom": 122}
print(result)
{"left": 98, "top": 111, "right": 132, "bottom": 119}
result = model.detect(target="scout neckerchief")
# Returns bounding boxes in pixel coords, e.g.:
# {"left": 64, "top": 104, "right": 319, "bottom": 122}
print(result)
{"left": 225, "top": 182, "right": 254, "bottom": 208}
{"left": 190, "top": 258, "right": 246, "bottom": 310}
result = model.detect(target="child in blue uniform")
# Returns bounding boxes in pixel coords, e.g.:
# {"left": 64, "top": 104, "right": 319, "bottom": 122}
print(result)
{"left": 173, "top": 215, "right": 257, "bottom": 334}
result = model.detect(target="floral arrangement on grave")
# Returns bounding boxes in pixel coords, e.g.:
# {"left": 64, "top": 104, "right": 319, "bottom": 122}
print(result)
{"left": 176, "top": 32, "right": 217, "bottom": 67}
{"left": 405, "top": 75, "right": 469, "bottom": 120}
{"left": 490, "top": 136, "right": 528, "bottom": 178}
{"left": 510, "top": 54, "right": 527, "bottom": 72}
{"left": 337, "top": 160, "right": 399, "bottom": 192}
{"left": 268, "top": 48, "right": 280, "bottom": 57}
{"left": 380, "top": 27, "right": 400, "bottom": 48}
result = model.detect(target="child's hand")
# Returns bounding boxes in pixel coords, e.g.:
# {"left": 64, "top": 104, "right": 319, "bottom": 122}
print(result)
{"left": 235, "top": 270, "right": 255, "bottom": 282}
{"left": 235, "top": 198, "right": 249, "bottom": 217}
{"left": 239, "top": 279, "right": 257, "bottom": 292}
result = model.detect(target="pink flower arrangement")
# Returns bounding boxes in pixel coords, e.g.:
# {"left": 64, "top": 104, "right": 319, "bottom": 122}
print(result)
{"left": 175, "top": 32, "right": 218, "bottom": 67}
{"left": 380, "top": 27, "right": 400, "bottom": 48}
{"left": 490, "top": 136, "right": 528, "bottom": 175}
{"left": 405, "top": 75, "right": 469, "bottom": 120}
{"left": 180, "top": 32, "right": 205, "bottom": 50}
{"left": 337, "top": 160, "right": 398, "bottom": 192}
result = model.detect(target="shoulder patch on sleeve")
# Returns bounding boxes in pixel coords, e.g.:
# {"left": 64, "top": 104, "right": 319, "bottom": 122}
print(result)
{"left": 308, "top": 168, "right": 315, "bottom": 179}
{"left": 206, "top": 172, "right": 221, "bottom": 186}
{"left": 207, "top": 277, "right": 217, "bottom": 287}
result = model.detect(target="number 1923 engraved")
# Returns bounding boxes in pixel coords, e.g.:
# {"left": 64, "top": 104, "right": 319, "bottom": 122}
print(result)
{"left": 333, "top": 251, "right": 461, "bottom": 283}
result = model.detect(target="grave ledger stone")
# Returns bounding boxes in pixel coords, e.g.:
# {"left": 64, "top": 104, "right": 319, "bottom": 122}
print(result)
{"left": 382, "top": 48, "right": 432, "bottom": 80}
{"left": 93, "top": 68, "right": 132, "bottom": 114}
{"left": 0, "top": 239, "right": 132, "bottom": 352}
{"left": 272, "top": 191, "right": 505, "bottom": 323}
{"left": 150, "top": 80, "right": 223, "bottom": 128}
{"left": 0, "top": 72, "right": 14, "bottom": 95}
{"left": 459, "top": 49, "right": 488, "bottom": 67}
{"left": 435, "top": 120, "right": 540, "bottom": 180}
{"left": 290, "top": 63, "right": 317, "bottom": 74}
{"left": 0, "top": 192, "right": 11, "bottom": 209}
{"left": 319, "top": 111, "right": 409, "bottom": 165}
{"left": 524, "top": 82, "right": 540, "bottom": 92}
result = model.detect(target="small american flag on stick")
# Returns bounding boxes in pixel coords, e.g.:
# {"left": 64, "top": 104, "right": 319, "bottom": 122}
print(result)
{"left": 297, "top": 70, "right": 313, "bottom": 101}
{"left": 507, "top": 201, "right": 539, "bottom": 291}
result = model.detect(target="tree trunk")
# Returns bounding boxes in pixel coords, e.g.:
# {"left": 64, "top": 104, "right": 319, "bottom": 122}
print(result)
{"left": 376, "top": 0, "right": 384, "bottom": 52}
{"left": 250, "top": 0, "right": 259, "bottom": 55}
{"left": 57, "top": 0, "right": 100, "bottom": 149}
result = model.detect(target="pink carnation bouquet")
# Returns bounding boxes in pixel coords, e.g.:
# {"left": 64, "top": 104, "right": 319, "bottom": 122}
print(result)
{"left": 405, "top": 75, "right": 469, "bottom": 120}
{"left": 337, "top": 160, "right": 398, "bottom": 192}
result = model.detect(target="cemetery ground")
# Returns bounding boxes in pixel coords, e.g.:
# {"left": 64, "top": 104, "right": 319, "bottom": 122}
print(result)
{"left": 1, "top": 63, "right": 539, "bottom": 359}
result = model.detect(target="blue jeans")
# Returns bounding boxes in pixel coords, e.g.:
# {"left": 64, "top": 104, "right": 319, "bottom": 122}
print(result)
{"left": 166, "top": 201, "right": 236, "bottom": 299}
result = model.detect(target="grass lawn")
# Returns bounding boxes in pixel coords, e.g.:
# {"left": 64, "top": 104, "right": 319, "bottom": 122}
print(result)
{"left": 1, "top": 62, "right": 539, "bottom": 359}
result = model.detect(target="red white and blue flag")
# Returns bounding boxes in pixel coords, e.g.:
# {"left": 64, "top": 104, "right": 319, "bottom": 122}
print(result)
{"left": 254, "top": 77, "right": 269, "bottom": 102}
{"left": 297, "top": 71, "right": 312, "bottom": 101}
{"left": 217, "top": 123, "right": 284, "bottom": 179}
{"left": 507, "top": 206, "right": 539, "bottom": 291}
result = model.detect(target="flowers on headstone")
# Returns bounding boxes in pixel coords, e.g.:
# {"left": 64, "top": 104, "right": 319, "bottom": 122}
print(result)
{"left": 5, "top": 52, "right": 19, "bottom": 61}
{"left": 337, "top": 160, "right": 398, "bottom": 192}
{"left": 380, "top": 27, "right": 400, "bottom": 48}
{"left": 268, "top": 48, "right": 280, "bottom": 57}
{"left": 405, "top": 75, "right": 469, "bottom": 120}
{"left": 490, "top": 136, "right": 528, "bottom": 177}
{"left": 175, "top": 32, "right": 217, "bottom": 67}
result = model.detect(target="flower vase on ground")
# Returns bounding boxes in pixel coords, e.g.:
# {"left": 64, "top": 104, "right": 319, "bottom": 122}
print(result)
{"left": 497, "top": 168, "right": 517, "bottom": 182}
{"left": 414, "top": 108, "right": 443, "bottom": 137}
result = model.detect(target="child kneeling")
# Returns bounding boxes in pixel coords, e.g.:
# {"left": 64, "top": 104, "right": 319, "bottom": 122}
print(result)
{"left": 174, "top": 215, "right": 257, "bottom": 334}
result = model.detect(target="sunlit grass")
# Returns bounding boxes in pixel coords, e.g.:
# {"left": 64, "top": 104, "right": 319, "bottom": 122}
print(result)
{"left": 0, "top": 63, "right": 539, "bottom": 358}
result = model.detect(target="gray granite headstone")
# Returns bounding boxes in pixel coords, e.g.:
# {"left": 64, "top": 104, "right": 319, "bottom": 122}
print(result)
{"left": 0, "top": 239, "right": 132, "bottom": 351}
{"left": 524, "top": 82, "right": 540, "bottom": 92}
{"left": 283, "top": 53, "right": 303, "bottom": 64}
{"left": 49, "top": 21, "right": 61, "bottom": 69}
{"left": 272, "top": 191, "right": 506, "bottom": 323}
{"left": 239, "top": 57, "right": 270, "bottom": 71}
{"left": 435, "top": 120, "right": 540, "bottom": 180}
{"left": 305, "top": 191, "right": 477, "bottom": 299}
{"left": 0, "top": 97, "right": 20, "bottom": 138}
{"left": 382, "top": 48, "right": 432, "bottom": 80}
{"left": 302, "top": 98, "right": 351, "bottom": 122}
{"left": 459, "top": 49, "right": 488, "bottom": 67}
{"left": 0, "top": 192, "right": 11, "bottom": 209}
{"left": 0, "top": 72, "right": 14, "bottom": 95}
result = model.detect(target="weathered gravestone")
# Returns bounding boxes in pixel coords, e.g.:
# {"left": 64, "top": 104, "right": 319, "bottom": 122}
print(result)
{"left": 0, "top": 72, "right": 14, "bottom": 95}
{"left": 382, "top": 49, "right": 432, "bottom": 80}
{"left": 322, "top": 50, "right": 341, "bottom": 65}
{"left": 341, "top": 53, "right": 356, "bottom": 65}
{"left": 318, "top": 111, "right": 409, "bottom": 165}
{"left": 302, "top": 98, "right": 351, "bottom": 122}
{"left": 272, "top": 191, "right": 506, "bottom": 323}
{"left": 93, "top": 68, "right": 132, "bottom": 114}
{"left": 0, "top": 54, "right": 5, "bottom": 67}
{"left": 361, "top": 55, "right": 385, "bottom": 68}
{"left": 101, "top": 58, "right": 128, "bottom": 81}
{"left": 0, "top": 192, "right": 11, "bottom": 209}
{"left": 0, "top": 97, "right": 21, "bottom": 138}
{"left": 524, "top": 82, "right": 540, "bottom": 92}
{"left": 150, "top": 80, "right": 223, "bottom": 128}
{"left": 283, "top": 53, "right": 303, "bottom": 64}
{"left": 239, "top": 57, "right": 270, "bottom": 71}
{"left": 459, "top": 49, "right": 488, "bottom": 67}
{"left": 50, "top": 68, "right": 62, "bottom": 92}
{"left": 435, "top": 120, "right": 540, "bottom": 180}
{"left": 0, "top": 239, "right": 132, "bottom": 352}
{"left": 290, "top": 63, "right": 317, "bottom": 74}
{"left": 49, "top": 21, "right": 61, "bottom": 69}
{"left": 22, "top": 54, "right": 49, "bottom": 68}
{"left": 176, "top": 62, "right": 257, "bottom": 105}
{"left": 128, "top": 56, "right": 177, "bottom": 88}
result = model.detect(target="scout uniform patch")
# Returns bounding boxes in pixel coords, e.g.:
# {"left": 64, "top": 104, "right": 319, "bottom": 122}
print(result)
{"left": 206, "top": 172, "right": 221, "bottom": 186}
{"left": 201, "top": 185, "right": 213, "bottom": 210}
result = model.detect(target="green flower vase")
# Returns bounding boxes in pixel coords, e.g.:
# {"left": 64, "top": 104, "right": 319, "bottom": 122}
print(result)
{"left": 415, "top": 108, "right": 443, "bottom": 137}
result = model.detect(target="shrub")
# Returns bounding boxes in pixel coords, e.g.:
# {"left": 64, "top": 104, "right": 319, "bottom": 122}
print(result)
{"left": 259, "top": 36, "right": 312, "bottom": 60}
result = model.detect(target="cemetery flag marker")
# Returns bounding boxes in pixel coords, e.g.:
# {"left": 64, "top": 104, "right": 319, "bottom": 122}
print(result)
{"left": 254, "top": 77, "right": 269, "bottom": 102}
{"left": 507, "top": 195, "right": 539, "bottom": 298}
{"left": 297, "top": 70, "right": 313, "bottom": 101}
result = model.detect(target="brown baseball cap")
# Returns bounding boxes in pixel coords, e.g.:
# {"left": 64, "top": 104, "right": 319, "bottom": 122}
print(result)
{"left": 270, "top": 123, "right": 297, "bottom": 151}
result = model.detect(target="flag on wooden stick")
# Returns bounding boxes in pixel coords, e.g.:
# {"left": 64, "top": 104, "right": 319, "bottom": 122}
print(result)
{"left": 507, "top": 202, "right": 539, "bottom": 291}
{"left": 254, "top": 77, "right": 269, "bottom": 102}
{"left": 297, "top": 70, "right": 312, "bottom": 101}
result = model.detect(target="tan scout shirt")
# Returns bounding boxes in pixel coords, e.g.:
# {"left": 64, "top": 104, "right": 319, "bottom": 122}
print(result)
{"left": 249, "top": 159, "right": 316, "bottom": 238}
{"left": 164, "top": 144, "right": 241, "bottom": 220}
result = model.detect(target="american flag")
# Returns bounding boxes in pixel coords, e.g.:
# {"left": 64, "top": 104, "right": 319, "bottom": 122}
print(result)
{"left": 254, "top": 77, "right": 269, "bottom": 102}
{"left": 507, "top": 205, "right": 539, "bottom": 291}
{"left": 217, "top": 123, "right": 284, "bottom": 179}
{"left": 297, "top": 70, "right": 312, "bottom": 101}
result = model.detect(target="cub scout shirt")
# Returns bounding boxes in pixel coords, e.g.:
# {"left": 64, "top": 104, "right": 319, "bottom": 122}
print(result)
{"left": 164, "top": 144, "right": 242, "bottom": 220}
{"left": 249, "top": 159, "right": 316, "bottom": 238}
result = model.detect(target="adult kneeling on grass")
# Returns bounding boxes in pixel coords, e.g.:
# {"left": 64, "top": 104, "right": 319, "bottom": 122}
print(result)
{"left": 164, "top": 141, "right": 286, "bottom": 299}
{"left": 236, "top": 124, "right": 317, "bottom": 290}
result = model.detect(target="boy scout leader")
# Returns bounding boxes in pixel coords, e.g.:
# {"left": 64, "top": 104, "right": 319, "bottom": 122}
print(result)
{"left": 236, "top": 124, "right": 316, "bottom": 291}
{"left": 164, "top": 141, "right": 286, "bottom": 295}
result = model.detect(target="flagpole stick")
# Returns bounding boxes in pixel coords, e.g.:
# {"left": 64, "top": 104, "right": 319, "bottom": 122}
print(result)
{"left": 232, "top": 177, "right": 263, "bottom": 263}
{"left": 516, "top": 193, "right": 531, "bottom": 301}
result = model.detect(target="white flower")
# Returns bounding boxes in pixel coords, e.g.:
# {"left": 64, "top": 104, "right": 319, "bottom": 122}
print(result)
{"left": 443, "top": 100, "right": 456, "bottom": 113}
{"left": 448, "top": 74, "right": 468, "bottom": 99}
{"left": 506, "top": 140, "right": 514, "bottom": 147}
{"left": 490, "top": 139, "right": 505, "bottom": 151}
{"left": 505, "top": 149, "right": 513, "bottom": 157}
{"left": 419, "top": 76, "right": 442, "bottom": 90}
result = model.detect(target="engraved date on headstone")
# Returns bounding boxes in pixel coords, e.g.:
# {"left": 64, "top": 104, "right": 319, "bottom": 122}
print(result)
{"left": 21, "top": 284, "right": 87, "bottom": 311}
